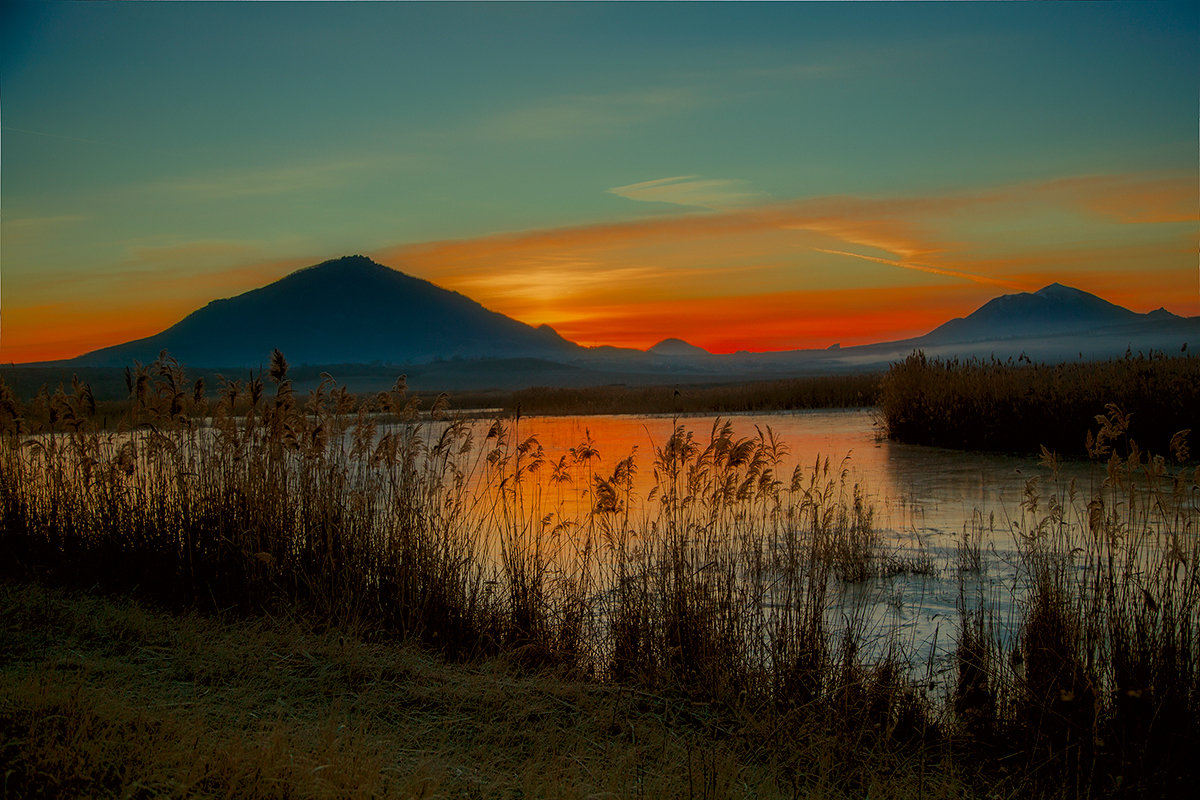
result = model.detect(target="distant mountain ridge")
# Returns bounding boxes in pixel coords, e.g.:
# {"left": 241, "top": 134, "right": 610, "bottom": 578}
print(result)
{"left": 52, "top": 255, "right": 1196, "bottom": 387}
{"left": 73, "top": 255, "right": 581, "bottom": 368}
{"left": 924, "top": 283, "right": 1152, "bottom": 344}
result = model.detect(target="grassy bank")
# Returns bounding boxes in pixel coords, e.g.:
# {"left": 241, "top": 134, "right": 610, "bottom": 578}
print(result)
{"left": 2, "top": 351, "right": 1197, "bottom": 797}
{"left": 1, "top": 579, "right": 967, "bottom": 799}
{"left": 879, "top": 351, "right": 1200, "bottom": 457}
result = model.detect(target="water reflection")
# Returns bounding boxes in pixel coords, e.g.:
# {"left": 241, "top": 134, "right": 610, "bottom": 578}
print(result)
{"left": 458, "top": 408, "right": 1106, "bottom": 664}
{"left": 484, "top": 408, "right": 1089, "bottom": 539}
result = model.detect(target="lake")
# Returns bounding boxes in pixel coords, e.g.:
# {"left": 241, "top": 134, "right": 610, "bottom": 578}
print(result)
{"left": 465, "top": 408, "right": 1106, "bottom": 670}
{"left": 16, "top": 405, "right": 1123, "bottom": 677}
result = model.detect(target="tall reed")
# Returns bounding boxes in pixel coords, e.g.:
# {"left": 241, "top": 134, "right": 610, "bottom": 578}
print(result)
{"left": 3, "top": 351, "right": 1196, "bottom": 795}
{"left": 0, "top": 354, "right": 897, "bottom": 690}
{"left": 880, "top": 350, "right": 1200, "bottom": 455}
{"left": 950, "top": 411, "right": 1199, "bottom": 796}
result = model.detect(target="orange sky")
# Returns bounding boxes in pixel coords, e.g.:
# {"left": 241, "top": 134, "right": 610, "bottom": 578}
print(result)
{"left": 371, "top": 172, "right": 1199, "bottom": 353}
{"left": 3, "top": 172, "right": 1196, "bottom": 363}
{"left": 4, "top": 2, "right": 1197, "bottom": 365}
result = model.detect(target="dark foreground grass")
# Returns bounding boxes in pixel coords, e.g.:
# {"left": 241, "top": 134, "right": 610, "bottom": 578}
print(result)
{"left": 879, "top": 351, "right": 1200, "bottom": 457}
{"left": 1, "top": 579, "right": 967, "bottom": 800}
{"left": 2, "top": 351, "right": 1197, "bottom": 798}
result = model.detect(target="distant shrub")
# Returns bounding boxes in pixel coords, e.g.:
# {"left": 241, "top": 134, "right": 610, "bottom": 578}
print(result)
{"left": 508, "top": 373, "right": 880, "bottom": 416}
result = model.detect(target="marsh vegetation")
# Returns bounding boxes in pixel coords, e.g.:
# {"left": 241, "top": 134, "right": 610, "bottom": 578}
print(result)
{"left": 880, "top": 350, "right": 1200, "bottom": 456}
{"left": 504, "top": 373, "right": 880, "bottom": 416}
{"left": 1, "top": 351, "right": 1197, "bottom": 797}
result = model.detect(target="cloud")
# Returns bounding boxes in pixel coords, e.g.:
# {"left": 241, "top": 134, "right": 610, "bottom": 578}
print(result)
{"left": 0, "top": 214, "right": 88, "bottom": 246}
{"left": 814, "top": 248, "right": 1025, "bottom": 291}
{"left": 1044, "top": 174, "right": 1199, "bottom": 224}
{"left": 12, "top": 169, "right": 1193, "bottom": 362}
{"left": 735, "top": 63, "right": 839, "bottom": 82}
{"left": 373, "top": 169, "right": 1196, "bottom": 350}
{"left": 608, "top": 175, "right": 764, "bottom": 209}
{"left": 141, "top": 153, "right": 423, "bottom": 200}
{"left": 481, "top": 87, "right": 702, "bottom": 140}
{"left": 0, "top": 125, "right": 99, "bottom": 145}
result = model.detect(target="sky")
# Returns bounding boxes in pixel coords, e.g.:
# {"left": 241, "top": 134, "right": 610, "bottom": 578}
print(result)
{"left": 2, "top": 1, "right": 1197, "bottom": 363}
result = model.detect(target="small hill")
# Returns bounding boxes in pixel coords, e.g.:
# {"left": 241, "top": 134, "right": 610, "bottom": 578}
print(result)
{"left": 647, "top": 338, "right": 710, "bottom": 357}
{"left": 71, "top": 255, "right": 581, "bottom": 368}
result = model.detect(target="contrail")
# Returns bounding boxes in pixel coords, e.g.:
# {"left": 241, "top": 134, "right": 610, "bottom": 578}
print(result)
{"left": 815, "top": 248, "right": 1025, "bottom": 290}
{"left": 1, "top": 125, "right": 98, "bottom": 144}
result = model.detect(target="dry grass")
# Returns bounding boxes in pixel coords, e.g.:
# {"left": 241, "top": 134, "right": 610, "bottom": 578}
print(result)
{"left": 879, "top": 351, "right": 1200, "bottom": 456}
{"left": 949, "top": 429, "right": 1200, "bottom": 798}
{"left": 2, "top": 351, "right": 1198, "bottom": 797}
{"left": 1, "top": 580, "right": 967, "bottom": 799}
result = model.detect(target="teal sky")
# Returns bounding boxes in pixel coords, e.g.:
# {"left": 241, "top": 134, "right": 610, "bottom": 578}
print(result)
{"left": 3, "top": 1, "right": 1197, "bottom": 362}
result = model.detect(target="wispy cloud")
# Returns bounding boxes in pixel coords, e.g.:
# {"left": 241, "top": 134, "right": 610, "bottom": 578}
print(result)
{"left": 481, "top": 87, "right": 702, "bottom": 140}
{"left": 814, "top": 248, "right": 1025, "bottom": 290}
{"left": 734, "top": 62, "right": 840, "bottom": 82}
{"left": 1, "top": 214, "right": 89, "bottom": 246}
{"left": 1, "top": 125, "right": 99, "bottom": 145}
{"left": 609, "top": 175, "right": 764, "bottom": 210}
{"left": 10, "top": 170, "right": 1193, "bottom": 362}
{"left": 1044, "top": 174, "right": 1199, "bottom": 224}
{"left": 142, "top": 153, "right": 424, "bottom": 200}
{"left": 374, "top": 169, "right": 1197, "bottom": 350}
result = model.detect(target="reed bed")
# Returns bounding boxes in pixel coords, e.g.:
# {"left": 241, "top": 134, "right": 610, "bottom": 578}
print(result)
{"left": 2, "top": 351, "right": 1197, "bottom": 797}
{"left": 947, "top": 409, "right": 1200, "bottom": 797}
{"left": 879, "top": 351, "right": 1200, "bottom": 456}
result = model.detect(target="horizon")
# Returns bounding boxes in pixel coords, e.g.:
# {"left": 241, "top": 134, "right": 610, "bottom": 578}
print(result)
{"left": 7, "top": 256, "right": 1187, "bottom": 367}
{"left": 3, "top": 2, "right": 1198, "bottom": 363}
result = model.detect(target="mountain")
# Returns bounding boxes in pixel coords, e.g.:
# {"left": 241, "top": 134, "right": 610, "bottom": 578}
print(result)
{"left": 72, "top": 255, "right": 582, "bottom": 368}
{"left": 31, "top": 268, "right": 1193, "bottom": 398}
{"left": 801, "top": 282, "right": 1197, "bottom": 370}
{"left": 924, "top": 283, "right": 1142, "bottom": 344}
{"left": 647, "top": 338, "right": 710, "bottom": 357}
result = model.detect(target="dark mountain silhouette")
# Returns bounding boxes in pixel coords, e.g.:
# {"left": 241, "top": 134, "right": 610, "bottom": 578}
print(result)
{"left": 779, "top": 282, "right": 1197, "bottom": 370}
{"left": 23, "top": 268, "right": 1190, "bottom": 399}
{"left": 71, "top": 255, "right": 581, "bottom": 368}
{"left": 1146, "top": 307, "right": 1183, "bottom": 322}
{"left": 647, "top": 338, "right": 711, "bottom": 357}
{"left": 923, "top": 283, "right": 1145, "bottom": 344}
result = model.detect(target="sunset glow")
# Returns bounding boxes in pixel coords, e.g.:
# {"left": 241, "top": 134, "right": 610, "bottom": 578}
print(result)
{"left": 2, "top": 2, "right": 1196, "bottom": 362}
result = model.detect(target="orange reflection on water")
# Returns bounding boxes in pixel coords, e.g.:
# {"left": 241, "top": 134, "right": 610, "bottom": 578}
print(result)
{"left": 471, "top": 411, "right": 889, "bottom": 522}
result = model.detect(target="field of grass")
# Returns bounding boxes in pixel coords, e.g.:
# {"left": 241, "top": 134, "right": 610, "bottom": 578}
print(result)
{"left": 2, "top": 580, "right": 973, "bottom": 799}
{"left": 879, "top": 351, "right": 1200, "bottom": 457}
{"left": 2, "top": 351, "right": 1197, "bottom": 797}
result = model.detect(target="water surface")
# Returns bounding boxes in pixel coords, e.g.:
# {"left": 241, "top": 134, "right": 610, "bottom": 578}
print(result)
{"left": 494, "top": 408, "right": 1101, "bottom": 664}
